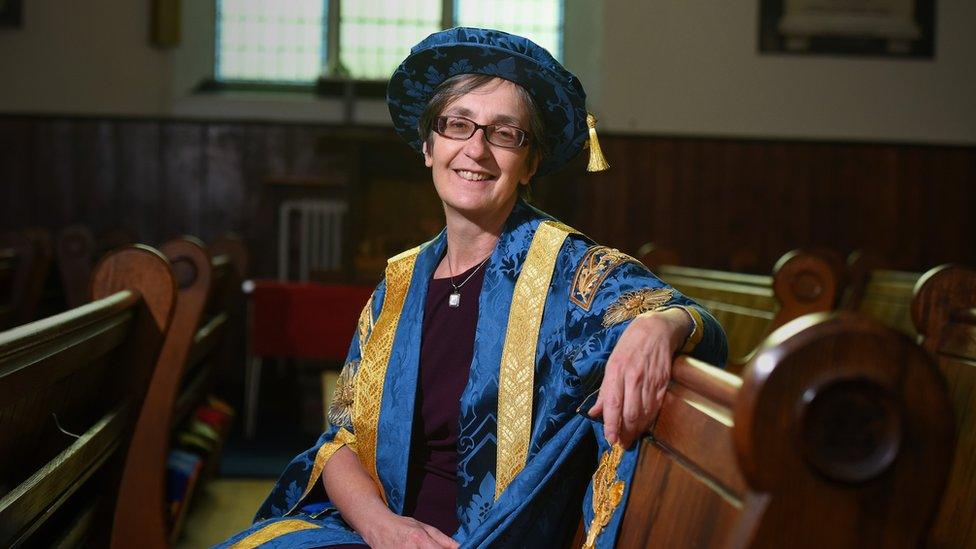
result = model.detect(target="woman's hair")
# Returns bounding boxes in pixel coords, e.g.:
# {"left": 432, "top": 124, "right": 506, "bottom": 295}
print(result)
{"left": 418, "top": 74, "right": 550, "bottom": 186}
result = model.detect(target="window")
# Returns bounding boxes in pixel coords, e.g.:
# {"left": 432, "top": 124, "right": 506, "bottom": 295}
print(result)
{"left": 215, "top": 0, "right": 563, "bottom": 84}
{"left": 216, "top": 0, "right": 326, "bottom": 83}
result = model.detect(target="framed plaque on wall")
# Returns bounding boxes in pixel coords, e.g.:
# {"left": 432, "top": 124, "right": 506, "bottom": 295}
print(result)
{"left": 0, "top": 0, "right": 22, "bottom": 28}
{"left": 759, "top": 0, "right": 936, "bottom": 58}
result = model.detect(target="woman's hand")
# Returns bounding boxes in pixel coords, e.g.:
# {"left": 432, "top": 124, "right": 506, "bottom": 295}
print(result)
{"left": 323, "top": 447, "right": 459, "bottom": 549}
{"left": 588, "top": 307, "right": 692, "bottom": 448}
{"left": 361, "top": 514, "right": 459, "bottom": 549}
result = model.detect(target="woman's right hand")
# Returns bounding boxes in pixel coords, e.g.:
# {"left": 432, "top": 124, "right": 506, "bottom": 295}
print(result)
{"left": 323, "top": 446, "right": 458, "bottom": 548}
{"left": 362, "top": 514, "right": 459, "bottom": 549}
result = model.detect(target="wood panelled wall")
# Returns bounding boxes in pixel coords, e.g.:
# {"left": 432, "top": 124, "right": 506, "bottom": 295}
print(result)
{"left": 2, "top": 114, "right": 974, "bottom": 278}
{"left": 551, "top": 135, "right": 976, "bottom": 272}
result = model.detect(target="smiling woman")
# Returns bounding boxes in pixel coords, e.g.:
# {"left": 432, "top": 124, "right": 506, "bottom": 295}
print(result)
{"left": 216, "top": 27, "right": 727, "bottom": 549}
{"left": 423, "top": 78, "right": 538, "bottom": 230}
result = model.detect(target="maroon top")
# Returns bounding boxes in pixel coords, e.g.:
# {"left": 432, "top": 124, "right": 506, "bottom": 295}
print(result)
{"left": 402, "top": 259, "right": 487, "bottom": 536}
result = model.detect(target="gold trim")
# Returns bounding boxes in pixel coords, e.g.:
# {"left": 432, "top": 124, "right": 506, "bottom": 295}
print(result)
{"left": 583, "top": 444, "right": 625, "bottom": 549}
{"left": 306, "top": 428, "right": 358, "bottom": 495}
{"left": 357, "top": 293, "right": 375, "bottom": 350}
{"left": 669, "top": 305, "right": 703, "bottom": 353}
{"left": 285, "top": 428, "right": 357, "bottom": 516}
{"left": 602, "top": 288, "right": 674, "bottom": 328}
{"left": 495, "top": 221, "right": 576, "bottom": 499}
{"left": 571, "top": 247, "right": 638, "bottom": 311}
{"left": 227, "top": 519, "right": 319, "bottom": 549}
{"left": 352, "top": 246, "right": 420, "bottom": 503}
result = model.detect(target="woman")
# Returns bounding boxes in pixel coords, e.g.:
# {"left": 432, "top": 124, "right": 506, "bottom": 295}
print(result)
{"left": 219, "top": 28, "right": 726, "bottom": 549}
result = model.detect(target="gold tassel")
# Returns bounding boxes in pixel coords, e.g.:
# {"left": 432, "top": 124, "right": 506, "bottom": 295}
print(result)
{"left": 586, "top": 113, "right": 610, "bottom": 172}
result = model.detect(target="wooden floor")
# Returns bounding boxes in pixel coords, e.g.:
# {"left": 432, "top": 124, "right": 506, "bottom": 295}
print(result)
{"left": 174, "top": 478, "right": 275, "bottom": 548}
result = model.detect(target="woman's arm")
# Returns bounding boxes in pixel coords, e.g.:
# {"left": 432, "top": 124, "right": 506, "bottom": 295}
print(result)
{"left": 322, "top": 446, "right": 459, "bottom": 549}
{"left": 588, "top": 307, "right": 692, "bottom": 448}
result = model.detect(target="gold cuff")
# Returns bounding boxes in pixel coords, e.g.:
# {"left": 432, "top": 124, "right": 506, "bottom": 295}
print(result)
{"left": 650, "top": 305, "right": 702, "bottom": 354}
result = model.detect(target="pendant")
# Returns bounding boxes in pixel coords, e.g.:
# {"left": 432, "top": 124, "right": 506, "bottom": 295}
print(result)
{"left": 449, "top": 291, "right": 461, "bottom": 308}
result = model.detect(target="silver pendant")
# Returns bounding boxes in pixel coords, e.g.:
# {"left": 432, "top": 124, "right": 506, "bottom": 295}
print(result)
{"left": 449, "top": 291, "right": 461, "bottom": 308}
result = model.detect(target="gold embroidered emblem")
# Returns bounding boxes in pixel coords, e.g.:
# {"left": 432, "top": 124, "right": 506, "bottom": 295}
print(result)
{"left": 583, "top": 443, "right": 626, "bottom": 549}
{"left": 357, "top": 294, "right": 374, "bottom": 350}
{"left": 495, "top": 221, "right": 577, "bottom": 499}
{"left": 602, "top": 288, "right": 674, "bottom": 328}
{"left": 328, "top": 360, "right": 358, "bottom": 428}
{"left": 571, "top": 247, "right": 639, "bottom": 311}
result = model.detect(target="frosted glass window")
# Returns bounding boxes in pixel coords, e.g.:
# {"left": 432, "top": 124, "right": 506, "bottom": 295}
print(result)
{"left": 455, "top": 0, "right": 563, "bottom": 60}
{"left": 216, "top": 0, "right": 326, "bottom": 83}
{"left": 339, "top": 0, "right": 442, "bottom": 80}
{"left": 213, "top": 1, "right": 565, "bottom": 84}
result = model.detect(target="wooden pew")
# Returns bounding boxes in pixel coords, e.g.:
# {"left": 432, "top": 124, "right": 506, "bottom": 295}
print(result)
{"left": 111, "top": 236, "right": 239, "bottom": 548}
{"left": 636, "top": 242, "right": 680, "bottom": 271}
{"left": 911, "top": 265, "right": 976, "bottom": 548}
{"left": 0, "top": 247, "right": 17, "bottom": 327}
{"left": 0, "top": 228, "right": 54, "bottom": 329}
{"left": 56, "top": 224, "right": 97, "bottom": 309}
{"left": 0, "top": 245, "right": 176, "bottom": 547}
{"left": 657, "top": 249, "right": 843, "bottom": 369}
{"left": 611, "top": 312, "right": 954, "bottom": 548}
{"left": 843, "top": 251, "right": 921, "bottom": 337}
{"left": 849, "top": 269, "right": 921, "bottom": 337}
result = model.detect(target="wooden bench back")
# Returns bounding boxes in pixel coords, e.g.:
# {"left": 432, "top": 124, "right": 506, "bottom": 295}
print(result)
{"left": 656, "top": 264, "right": 774, "bottom": 362}
{"left": 911, "top": 265, "right": 976, "bottom": 548}
{"left": 0, "top": 247, "right": 18, "bottom": 327}
{"left": 657, "top": 249, "right": 843, "bottom": 368}
{"left": 616, "top": 312, "right": 954, "bottom": 548}
{"left": 111, "top": 236, "right": 241, "bottom": 548}
{"left": 0, "top": 228, "right": 53, "bottom": 329}
{"left": 0, "top": 245, "right": 176, "bottom": 548}
{"left": 856, "top": 269, "right": 921, "bottom": 337}
{"left": 56, "top": 224, "right": 96, "bottom": 309}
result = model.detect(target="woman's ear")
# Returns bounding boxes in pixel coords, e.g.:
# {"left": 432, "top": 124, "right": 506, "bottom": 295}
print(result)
{"left": 521, "top": 155, "right": 540, "bottom": 185}
{"left": 422, "top": 140, "right": 433, "bottom": 168}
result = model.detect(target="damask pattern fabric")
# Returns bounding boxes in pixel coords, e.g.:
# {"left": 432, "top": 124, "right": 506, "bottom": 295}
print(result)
{"left": 215, "top": 200, "right": 727, "bottom": 548}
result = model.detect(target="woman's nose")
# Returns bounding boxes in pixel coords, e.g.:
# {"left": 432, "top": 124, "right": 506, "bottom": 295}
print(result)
{"left": 462, "top": 127, "right": 490, "bottom": 158}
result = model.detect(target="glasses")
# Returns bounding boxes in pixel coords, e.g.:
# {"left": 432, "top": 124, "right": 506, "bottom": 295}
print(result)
{"left": 433, "top": 116, "right": 530, "bottom": 149}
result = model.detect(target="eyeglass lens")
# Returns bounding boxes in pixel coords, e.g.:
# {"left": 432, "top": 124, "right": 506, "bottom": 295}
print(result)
{"left": 436, "top": 116, "right": 527, "bottom": 148}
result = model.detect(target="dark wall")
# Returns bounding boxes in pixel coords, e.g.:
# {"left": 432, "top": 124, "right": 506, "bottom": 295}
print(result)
{"left": 2, "top": 114, "right": 974, "bottom": 278}
{"left": 557, "top": 136, "right": 976, "bottom": 271}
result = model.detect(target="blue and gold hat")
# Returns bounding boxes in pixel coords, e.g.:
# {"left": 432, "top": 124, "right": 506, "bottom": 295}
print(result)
{"left": 387, "top": 27, "right": 608, "bottom": 177}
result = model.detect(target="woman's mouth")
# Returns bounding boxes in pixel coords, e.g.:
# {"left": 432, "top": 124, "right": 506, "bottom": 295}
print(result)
{"left": 455, "top": 169, "right": 495, "bottom": 182}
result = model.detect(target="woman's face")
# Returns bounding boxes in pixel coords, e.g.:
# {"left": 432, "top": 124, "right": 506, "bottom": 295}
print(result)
{"left": 423, "top": 78, "right": 538, "bottom": 221}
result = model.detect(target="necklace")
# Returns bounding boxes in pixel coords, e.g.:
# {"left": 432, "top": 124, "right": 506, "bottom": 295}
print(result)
{"left": 446, "top": 253, "right": 490, "bottom": 308}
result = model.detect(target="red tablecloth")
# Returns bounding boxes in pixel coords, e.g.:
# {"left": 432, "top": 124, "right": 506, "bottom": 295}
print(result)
{"left": 247, "top": 280, "right": 374, "bottom": 360}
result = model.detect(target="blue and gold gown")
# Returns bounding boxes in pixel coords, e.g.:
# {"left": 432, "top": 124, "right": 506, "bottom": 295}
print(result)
{"left": 216, "top": 200, "right": 727, "bottom": 548}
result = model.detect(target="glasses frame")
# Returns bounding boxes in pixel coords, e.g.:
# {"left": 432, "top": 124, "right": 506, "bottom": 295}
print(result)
{"left": 433, "top": 115, "right": 531, "bottom": 149}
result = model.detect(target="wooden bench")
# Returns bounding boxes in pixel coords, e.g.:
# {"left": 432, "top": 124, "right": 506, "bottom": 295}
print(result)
{"left": 610, "top": 312, "right": 954, "bottom": 547}
{"left": 0, "top": 247, "right": 18, "bottom": 327}
{"left": 0, "top": 245, "right": 176, "bottom": 547}
{"left": 843, "top": 251, "right": 922, "bottom": 337}
{"left": 848, "top": 269, "right": 921, "bottom": 337}
{"left": 912, "top": 264, "right": 976, "bottom": 548}
{"left": 56, "top": 224, "right": 97, "bottom": 310}
{"left": 0, "top": 228, "right": 53, "bottom": 330}
{"left": 111, "top": 236, "right": 241, "bottom": 548}
{"left": 656, "top": 249, "right": 844, "bottom": 370}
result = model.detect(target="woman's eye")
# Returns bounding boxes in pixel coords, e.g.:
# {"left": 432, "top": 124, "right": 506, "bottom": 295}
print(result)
{"left": 494, "top": 127, "right": 516, "bottom": 139}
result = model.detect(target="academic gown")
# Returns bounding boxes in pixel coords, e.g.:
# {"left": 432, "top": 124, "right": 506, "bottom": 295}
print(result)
{"left": 216, "top": 199, "right": 727, "bottom": 548}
